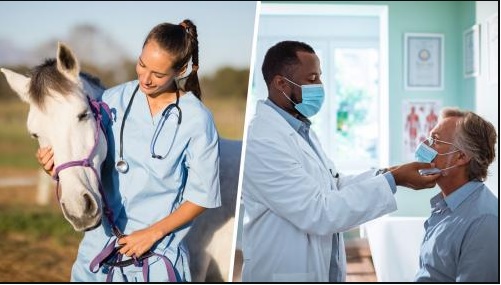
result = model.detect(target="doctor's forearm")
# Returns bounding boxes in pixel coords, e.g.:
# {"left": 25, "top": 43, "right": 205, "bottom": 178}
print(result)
{"left": 148, "top": 201, "right": 206, "bottom": 241}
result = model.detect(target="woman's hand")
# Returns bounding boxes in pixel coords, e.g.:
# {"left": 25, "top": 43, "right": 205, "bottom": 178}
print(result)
{"left": 118, "top": 228, "right": 163, "bottom": 258}
{"left": 117, "top": 201, "right": 205, "bottom": 258}
{"left": 36, "top": 147, "right": 55, "bottom": 176}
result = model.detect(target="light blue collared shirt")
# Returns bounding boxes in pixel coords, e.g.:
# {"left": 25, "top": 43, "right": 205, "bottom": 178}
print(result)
{"left": 415, "top": 181, "right": 499, "bottom": 282}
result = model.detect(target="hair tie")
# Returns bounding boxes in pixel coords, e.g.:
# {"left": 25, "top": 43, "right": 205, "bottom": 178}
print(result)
{"left": 180, "top": 22, "right": 189, "bottom": 31}
{"left": 192, "top": 65, "right": 199, "bottom": 72}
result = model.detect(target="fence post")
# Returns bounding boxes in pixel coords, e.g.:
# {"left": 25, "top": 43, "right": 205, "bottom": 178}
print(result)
{"left": 36, "top": 169, "right": 51, "bottom": 205}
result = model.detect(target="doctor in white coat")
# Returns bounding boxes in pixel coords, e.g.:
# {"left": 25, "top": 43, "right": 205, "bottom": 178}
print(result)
{"left": 241, "top": 41, "right": 439, "bottom": 282}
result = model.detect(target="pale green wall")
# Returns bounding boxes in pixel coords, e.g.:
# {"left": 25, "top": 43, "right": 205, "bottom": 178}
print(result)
{"left": 332, "top": 1, "right": 476, "bottom": 216}
{"left": 263, "top": 1, "right": 477, "bottom": 216}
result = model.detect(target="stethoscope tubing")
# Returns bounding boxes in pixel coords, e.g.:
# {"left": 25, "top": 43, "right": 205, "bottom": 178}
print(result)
{"left": 116, "top": 84, "right": 182, "bottom": 173}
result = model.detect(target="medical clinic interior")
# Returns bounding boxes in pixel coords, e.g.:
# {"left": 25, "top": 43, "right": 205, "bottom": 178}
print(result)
{"left": 235, "top": 1, "right": 499, "bottom": 282}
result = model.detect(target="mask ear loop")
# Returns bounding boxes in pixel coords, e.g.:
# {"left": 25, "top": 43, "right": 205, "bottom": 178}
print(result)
{"left": 278, "top": 76, "right": 300, "bottom": 106}
{"left": 438, "top": 147, "right": 462, "bottom": 176}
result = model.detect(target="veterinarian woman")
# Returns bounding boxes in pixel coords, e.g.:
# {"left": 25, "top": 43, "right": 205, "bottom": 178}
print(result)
{"left": 37, "top": 20, "right": 220, "bottom": 282}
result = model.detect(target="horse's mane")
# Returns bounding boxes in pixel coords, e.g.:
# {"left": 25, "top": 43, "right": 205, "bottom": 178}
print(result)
{"left": 28, "top": 59, "right": 105, "bottom": 108}
{"left": 80, "top": 72, "right": 106, "bottom": 90}
{"left": 29, "top": 58, "right": 75, "bottom": 108}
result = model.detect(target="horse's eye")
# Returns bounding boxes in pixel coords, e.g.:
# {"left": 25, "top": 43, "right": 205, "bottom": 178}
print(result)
{"left": 30, "top": 133, "right": 39, "bottom": 139}
{"left": 78, "top": 110, "right": 90, "bottom": 121}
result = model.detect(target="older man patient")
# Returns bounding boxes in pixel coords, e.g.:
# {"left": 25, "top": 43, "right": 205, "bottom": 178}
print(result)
{"left": 415, "top": 108, "right": 499, "bottom": 282}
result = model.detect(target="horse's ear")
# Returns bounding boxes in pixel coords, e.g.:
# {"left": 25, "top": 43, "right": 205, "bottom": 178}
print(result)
{"left": 56, "top": 42, "right": 80, "bottom": 81}
{"left": 0, "top": 68, "right": 31, "bottom": 103}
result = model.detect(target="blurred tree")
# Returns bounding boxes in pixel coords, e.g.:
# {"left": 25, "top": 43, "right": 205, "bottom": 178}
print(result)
{"left": 201, "top": 67, "right": 248, "bottom": 99}
{"left": 336, "top": 85, "right": 368, "bottom": 137}
{"left": 80, "top": 60, "right": 136, "bottom": 88}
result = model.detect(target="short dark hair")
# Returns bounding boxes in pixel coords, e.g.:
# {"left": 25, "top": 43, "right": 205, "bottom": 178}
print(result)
{"left": 261, "top": 41, "right": 315, "bottom": 87}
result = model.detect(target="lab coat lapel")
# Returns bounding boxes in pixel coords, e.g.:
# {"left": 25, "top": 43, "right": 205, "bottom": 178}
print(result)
{"left": 309, "top": 132, "right": 335, "bottom": 175}
{"left": 259, "top": 101, "right": 322, "bottom": 165}
{"left": 290, "top": 130, "right": 325, "bottom": 168}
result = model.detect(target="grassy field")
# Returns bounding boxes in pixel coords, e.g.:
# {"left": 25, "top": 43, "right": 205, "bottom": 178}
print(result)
{"left": 0, "top": 205, "right": 82, "bottom": 243}
{"left": 0, "top": 102, "right": 39, "bottom": 169}
{"left": 0, "top": 183, "right": 81, "bottom": 282}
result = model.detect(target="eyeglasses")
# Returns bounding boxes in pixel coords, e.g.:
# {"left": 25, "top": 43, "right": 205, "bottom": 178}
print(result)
{"left": 424, "top": 136, "right": 461, "bottom": 151}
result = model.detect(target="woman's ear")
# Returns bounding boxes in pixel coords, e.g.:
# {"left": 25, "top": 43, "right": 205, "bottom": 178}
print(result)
{"left": 177, "top": 64, "right": 188, "bottom": 77}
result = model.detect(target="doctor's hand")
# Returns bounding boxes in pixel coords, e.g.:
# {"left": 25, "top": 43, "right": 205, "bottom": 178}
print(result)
{"left": 390, "top": 162, "right": 440, "bottom": 190}
{"left": 36, "top": 147, "right": 55, "bottom": 177}
{"left": 117, "top": 227, "right": 163, "bottom": 258}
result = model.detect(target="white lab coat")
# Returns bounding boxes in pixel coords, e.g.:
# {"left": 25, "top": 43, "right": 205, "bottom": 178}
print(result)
{"left": 241, "top": 101, "right": 397, "bottom": 282}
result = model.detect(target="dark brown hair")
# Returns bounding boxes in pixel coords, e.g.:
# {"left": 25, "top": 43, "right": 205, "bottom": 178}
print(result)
{"left": 143, "top": 19, "right": 201, "bottom": 99}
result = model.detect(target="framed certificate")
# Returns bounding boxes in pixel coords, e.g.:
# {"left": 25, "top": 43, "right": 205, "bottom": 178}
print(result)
{"left": 486, "top": 14, "right": 498, "bottom": 84}
{"left": 463, "top": 24, "right": 480, "bottom": 78}
{"left": 404, "top": 33, "right": 444, "bottom": 91}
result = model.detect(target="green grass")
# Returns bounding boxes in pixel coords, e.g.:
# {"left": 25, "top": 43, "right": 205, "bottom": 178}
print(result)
{"left": 0, "top": 101, "right": 39, "bottom": 169}
{"left": 0, "top": 205, "right": 83, "bottom": 245}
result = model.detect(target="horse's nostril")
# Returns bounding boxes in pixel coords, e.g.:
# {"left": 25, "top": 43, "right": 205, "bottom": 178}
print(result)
{"left": 61, "top": 202, "right": 68, "bottom": 213}
{"left": 83, "top": 193, "right": 95, "bottom": 214}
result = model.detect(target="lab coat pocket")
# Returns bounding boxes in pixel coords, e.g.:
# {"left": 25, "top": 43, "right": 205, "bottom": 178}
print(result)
{"left": 272, "top": 272, "right": 315, "bottom": 282}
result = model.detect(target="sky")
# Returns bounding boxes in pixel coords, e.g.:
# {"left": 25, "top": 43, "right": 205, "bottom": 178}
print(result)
{"left": 0, "top": 1, "right": 258, "bottom": 76}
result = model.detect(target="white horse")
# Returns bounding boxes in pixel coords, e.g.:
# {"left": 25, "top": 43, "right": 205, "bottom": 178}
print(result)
{"left": 1, "top": 43, "right": 241, "bottom": 282}
{"left": 2, "top": 43, "right": 106, "bottom": 231}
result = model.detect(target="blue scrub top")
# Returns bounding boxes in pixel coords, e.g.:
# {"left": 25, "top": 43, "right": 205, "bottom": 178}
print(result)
{"left": 72, "top": 80, "right": 221, "bottom": 281}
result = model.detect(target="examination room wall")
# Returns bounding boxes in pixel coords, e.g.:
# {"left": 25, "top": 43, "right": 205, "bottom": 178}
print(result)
{"left": 331, "top": 1, "right": 487, "bottom": 216}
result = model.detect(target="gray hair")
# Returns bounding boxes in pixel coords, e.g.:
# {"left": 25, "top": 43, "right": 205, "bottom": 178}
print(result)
{"left": 441, "top": 107, "right": 497, "bottom": 181}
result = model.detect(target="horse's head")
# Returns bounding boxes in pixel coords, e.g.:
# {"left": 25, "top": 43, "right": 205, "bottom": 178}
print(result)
{"left": 1, "top": 43, "right": 106, "bottom": 231}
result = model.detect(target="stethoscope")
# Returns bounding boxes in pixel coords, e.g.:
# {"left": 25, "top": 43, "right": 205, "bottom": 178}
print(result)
{"left": 115, "top": 84, "right": 182, "bottom": 173}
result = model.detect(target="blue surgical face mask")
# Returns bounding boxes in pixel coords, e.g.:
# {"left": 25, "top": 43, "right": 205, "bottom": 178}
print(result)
{"left": 415, "top": 137, "right": 460, "bottom": 163}
{"left": 415, "top": 142, "right": 438, "bottom": 163}
{"left": 281, "top": 77, "right": 325, "bottom": 118}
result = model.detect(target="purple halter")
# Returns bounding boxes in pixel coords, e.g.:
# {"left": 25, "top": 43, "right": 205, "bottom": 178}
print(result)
{"left": 51, "top": 96, "right": 177, "bottom": 282}
{"left": 51, "top": 97, "right": 122, "bottom": 237}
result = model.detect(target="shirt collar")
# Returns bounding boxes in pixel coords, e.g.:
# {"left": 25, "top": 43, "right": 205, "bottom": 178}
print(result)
{"left": 264, "top": 98, "right": 310, "bottom": 132}
{"left": 429, "top": 181, "right": 483, "bottom": 212}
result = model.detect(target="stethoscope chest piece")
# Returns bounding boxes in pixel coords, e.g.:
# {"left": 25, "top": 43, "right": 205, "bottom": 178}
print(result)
{"left": 115, "top": 159, "right": 129, "bottom": 173}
